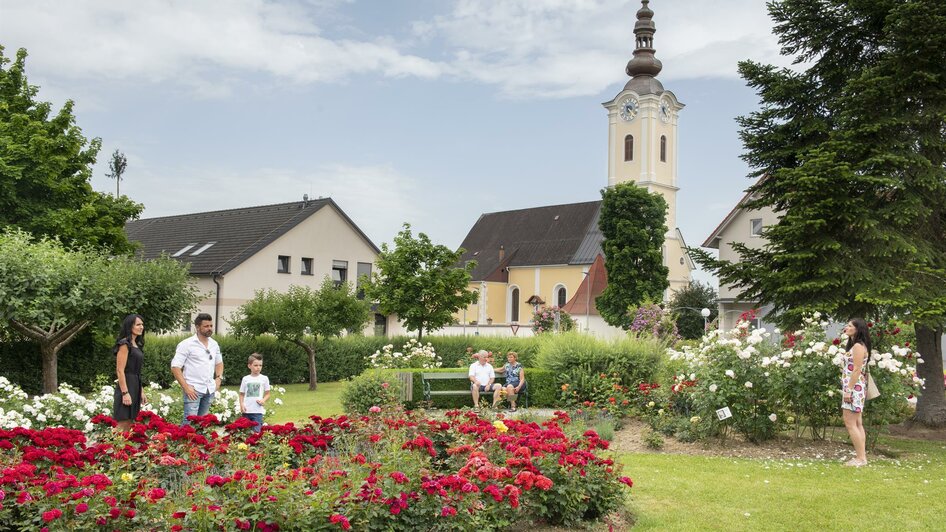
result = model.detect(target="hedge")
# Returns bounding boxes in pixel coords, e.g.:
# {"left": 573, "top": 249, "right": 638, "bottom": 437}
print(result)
{"left": 363, "top": 367, "right": 557, "bottom": 409}
{"left": 0, "top": 334, "right": 545, "bottom": 393}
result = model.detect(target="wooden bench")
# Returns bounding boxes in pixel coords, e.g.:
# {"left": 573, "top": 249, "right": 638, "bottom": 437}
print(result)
{"left": 421, "top": 371, "right": 529, "bottom": 408}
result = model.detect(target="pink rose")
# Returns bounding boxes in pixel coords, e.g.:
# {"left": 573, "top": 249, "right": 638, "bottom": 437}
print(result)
{"left": 369, "top": 406, "right": 382, "bottom": 413}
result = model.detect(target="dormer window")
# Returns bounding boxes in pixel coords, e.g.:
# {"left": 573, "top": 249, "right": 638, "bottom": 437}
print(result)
{"left": 172, "top": 243, "right": 197, "bottom": 257}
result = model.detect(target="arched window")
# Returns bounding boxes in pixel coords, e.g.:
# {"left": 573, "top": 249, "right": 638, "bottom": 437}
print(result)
{"left": 624, "top": 135, "right": 634, "bottom": 161}
{"left": 556, "top": 286, "right": 567, "bottom": 307}
{"left": 511, "top": 287, "right": 520, "bottom": 322}
{"left": 660, "top": 135, "right": 667, "bottom": 162}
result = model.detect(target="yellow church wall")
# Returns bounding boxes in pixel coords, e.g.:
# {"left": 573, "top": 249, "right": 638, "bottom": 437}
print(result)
{"left": 538, "top": 265, "right": 586, "bottom": 309}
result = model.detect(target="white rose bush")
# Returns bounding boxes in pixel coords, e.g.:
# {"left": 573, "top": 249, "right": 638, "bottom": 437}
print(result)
{"left": 368, "top": 338, "right": 442, "bottom": 369}
{"left": 668, "top": 314, "right": 923, "bottom": 443}
{"left": 0, "top": 376, "right": 285, "bottom": 431}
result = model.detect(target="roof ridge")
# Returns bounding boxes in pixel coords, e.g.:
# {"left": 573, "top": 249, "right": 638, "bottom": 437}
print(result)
{"left": 479, "top": 199, "right": 601, "bottom": 217}
{"left": 130, "top": 199, "right": 332, "bottom": 223}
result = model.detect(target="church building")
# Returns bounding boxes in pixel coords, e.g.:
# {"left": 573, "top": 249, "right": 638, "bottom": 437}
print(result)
{"left": 454, "top": 1, "right": 694, "bottom": 336}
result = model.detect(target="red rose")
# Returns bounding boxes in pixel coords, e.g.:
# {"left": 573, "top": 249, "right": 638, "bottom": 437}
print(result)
{"left": 42, "top": 509, "right": 62, "bottom": 522}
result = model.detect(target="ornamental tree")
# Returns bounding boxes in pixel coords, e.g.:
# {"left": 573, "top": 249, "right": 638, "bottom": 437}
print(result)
{"left": 668, "top": 281, "right": 718, "bottom": 340}
{"left": 597, "top": 182, "right": 670, "bottom": 330}
{"left": 691, "top": 0, "right": 946, "bottom": 425}
{"left": 361, "top": 224, "right": 478, "bottom": 340}
{"left": 0, "top": 230, "right": 200, "bottom": 393}
{"left": 0, "top": 46, "right": 143, "bottom": 254}
{"left": 229, "top": 279, "right": 371, "bottom": 390}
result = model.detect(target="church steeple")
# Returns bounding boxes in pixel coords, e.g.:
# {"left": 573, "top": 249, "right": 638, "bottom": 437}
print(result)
{"left": 624, "top": 0, "right": 664, "bottom": 95}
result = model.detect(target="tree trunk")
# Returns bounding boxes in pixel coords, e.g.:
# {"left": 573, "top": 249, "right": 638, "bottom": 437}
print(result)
{"left": 417, "top": 326, "right": 424, "bottom": 342}
{"left": 41, "top": 341, "right": 60, "bottom": 394}
{"left": 913, "top": 323, "right": 946, "bottom": 427}
{"left": 295, "top": 340, "right": 318, "bottom": 391}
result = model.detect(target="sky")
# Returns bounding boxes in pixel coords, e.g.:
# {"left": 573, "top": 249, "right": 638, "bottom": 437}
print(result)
{"left": 1, "top": 0, "right": 795, "bottom": 285}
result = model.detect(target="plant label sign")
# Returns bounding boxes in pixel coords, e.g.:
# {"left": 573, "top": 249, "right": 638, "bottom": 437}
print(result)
{"left": 716, "top": 406, "right": 733, "bottom": 421}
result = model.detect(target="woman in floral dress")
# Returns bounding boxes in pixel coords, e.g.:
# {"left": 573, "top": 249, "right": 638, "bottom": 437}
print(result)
{"left": 841, "top": 318, "right": 871, "bottom": 466}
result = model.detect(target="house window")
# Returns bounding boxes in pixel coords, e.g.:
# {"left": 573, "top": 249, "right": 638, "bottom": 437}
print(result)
{"left": 301, "top": 257, "right": 313, "bottom": 276}
{"left": 624, "top": 135, "right": 634, "bottom": 161}
{"left": 277, "top": 255, "right": 290, "bottom": 274}
{"left": 172, "top": 243, "right": 197, "bottom": 257}
{"left": 332, "top": 260, "right": 348, "bottom": 286}
{"left": 660, "top": 135, "right": 667, "bottom": 162}
{"left": 750, "top": 218, "right": 763, "bottom": 237}
{"left": 511, "top": 287, "right": 520, "bottom": 322}
{"left": 357, "top": 262, "right": 372, "bottom": 299}
{"left": 556, "top": 286, "right": 567, "bottom": 307}
{"left": 190, "top": 242, "right": 216, "bottom": 256}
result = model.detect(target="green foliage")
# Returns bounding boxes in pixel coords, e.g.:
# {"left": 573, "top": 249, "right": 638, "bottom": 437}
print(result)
{"left": 362, "top": 223, "right": 478, "bottom": 339}
{"left": 530, "top": 305, "right": 576, "bottom": 334}
{"left": 229, "top": 279, "right": 372, "bottom": 388}
{"left": 642, "top": 428, "right": 664, "bottom": 449}
{"left": 340, "top": 370, "right": 402, "bottom": 414}
{"left": 597, "top": 182, "right": 670, "bottom": 329}
{"left": 536, "top": 333, "right": 665, "bottom": 388}
{"left": 0, "top": 229, "right": 200, "bottom": 392}
{"left": 0, "top": 46, "right": 143, "bottom": 254}
{"left": 668, "top": 282, "right": 718, "bottom": 340}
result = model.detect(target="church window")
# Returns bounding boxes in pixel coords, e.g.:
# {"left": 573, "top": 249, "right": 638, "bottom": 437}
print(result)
{"left": 556, "top": 285, "right": 567, "bottom": 307}
{"left": 624, "top": 135, "right": 634, "bottom": 161}
{"left": 660, "top": 135, "right": 667, "bottom": 162}
{"left": 511, "top": 287, "right": 520, "bottom": 322}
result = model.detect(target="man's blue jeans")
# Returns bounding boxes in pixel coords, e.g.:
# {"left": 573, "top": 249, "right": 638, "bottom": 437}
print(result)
{"left": 182, "top": 390, "right": 214, "bottom": 425}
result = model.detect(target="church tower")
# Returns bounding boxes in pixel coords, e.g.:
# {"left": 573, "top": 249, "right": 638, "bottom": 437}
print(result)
{"left": 602, "top": 0, "right": 692, "bottom": 295}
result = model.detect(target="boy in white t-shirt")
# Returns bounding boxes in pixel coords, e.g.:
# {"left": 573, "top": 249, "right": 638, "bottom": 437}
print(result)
{"left": 239, "top": 353, "right": 271, "bottom": 433}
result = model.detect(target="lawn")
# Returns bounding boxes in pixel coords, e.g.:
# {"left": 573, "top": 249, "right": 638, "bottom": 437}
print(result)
{"left": 622, "top": 437, "right": 946, "bottom": 531}
{"left": 224, "top": 381, "right": 346, "bottom": 424}
{"left": 252, "top": 382, "right": 946, "bottom": 530}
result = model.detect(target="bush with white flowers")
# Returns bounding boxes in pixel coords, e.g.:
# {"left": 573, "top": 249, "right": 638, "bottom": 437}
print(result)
{"left": 367, "top": 338, "right": 442, "bottom": 369}
{"left": 668, "top": 312, "right": 923, "bottom": 442}
{"left": 0, "top": 377, "right": 286, "bottom": 431}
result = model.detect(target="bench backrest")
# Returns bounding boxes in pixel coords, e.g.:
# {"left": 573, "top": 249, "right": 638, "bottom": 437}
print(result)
{"left": 421, "top": 372, "right": 469, "bottom": 380}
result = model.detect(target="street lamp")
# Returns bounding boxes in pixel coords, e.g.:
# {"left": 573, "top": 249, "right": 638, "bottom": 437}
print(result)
{"left": 667, "top": 306, "right": 713, "bottom": 332}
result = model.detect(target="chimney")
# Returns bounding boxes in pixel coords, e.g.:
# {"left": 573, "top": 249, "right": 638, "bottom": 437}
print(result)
{"left": 302, "top": 193, "right": 309, "bottom": 208}
{"left": 499, "top": 245, "right": 505, "bottom": 262}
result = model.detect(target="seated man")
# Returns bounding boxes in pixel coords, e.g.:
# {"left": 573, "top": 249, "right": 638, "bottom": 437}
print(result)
{"left": 468, "top": 350, "right": 501, "bottom": 412}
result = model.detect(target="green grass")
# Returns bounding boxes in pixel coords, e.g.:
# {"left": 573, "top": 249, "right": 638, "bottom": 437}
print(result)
{"left": 622, "top": 437, "right": 946, "bottom": 531}
{"left": 224, "top": 382, "right": 346, "bottom": 424}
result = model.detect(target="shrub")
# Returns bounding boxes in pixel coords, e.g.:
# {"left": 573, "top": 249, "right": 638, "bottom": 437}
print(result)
{"left": 368, "top": 338, "right": 442, "bottom": 369}
{"left": 531, "top": 305, "right": 576, "bottom": 334}
{"left": 642, "top": 428, "right": 664, "bottom": 449}
{"left": 537, "top": 333, "right": 665, "bottom": 393}
{"left": 340, "top": 371, "right": 403, "bottom": 414}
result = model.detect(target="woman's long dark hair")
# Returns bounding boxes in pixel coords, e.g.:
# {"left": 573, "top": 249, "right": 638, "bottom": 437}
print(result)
{"left": 115, "top": 314, "right": 145, "bottom": 349}
{"left": 845, "top": 317, "right": 871, "bottom": 363}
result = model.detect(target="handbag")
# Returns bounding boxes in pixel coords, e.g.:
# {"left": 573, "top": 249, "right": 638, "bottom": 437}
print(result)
{"left": 865, "top": 370, "right": 880, "bottom": 400}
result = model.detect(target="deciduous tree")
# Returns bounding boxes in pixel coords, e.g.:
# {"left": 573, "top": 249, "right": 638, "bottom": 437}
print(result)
{"left": 362, "top": 224, "right": 477, "bottom": 340}
{"left": 229, "top": 280, "right": 371, "bottom": 390}
{"left": 0, "top": 46, "right": 142, "bottom": 254}
{"left": 668, "top": 282, "right": 718, "bottom": 340}
{"left": 0, "top": 230, "right": 200, "bottom": 393}
{"left": 597, "top": 183, "right": 669, "bottom": 329}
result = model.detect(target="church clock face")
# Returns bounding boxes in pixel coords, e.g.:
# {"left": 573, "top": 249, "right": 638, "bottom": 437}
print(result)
{"left": 659, "top": 100, "right": 672, "bottom": 123}
{"left": 619, "top": 97, "right": 639, "bottom": 121}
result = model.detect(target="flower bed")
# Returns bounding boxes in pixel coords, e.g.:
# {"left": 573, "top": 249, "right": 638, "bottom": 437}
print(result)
{"left": 0, "top": 409, "right": 631, "bottom": 530}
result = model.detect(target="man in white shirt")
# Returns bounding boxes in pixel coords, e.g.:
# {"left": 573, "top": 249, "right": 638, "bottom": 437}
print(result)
{"left": 468, "top": 350, "right": 501, "bottom": 411}
{"left": 171, "top": 313, "right": 224, "bottom": 425}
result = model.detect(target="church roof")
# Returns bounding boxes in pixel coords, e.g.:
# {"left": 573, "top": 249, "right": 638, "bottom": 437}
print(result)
{"left": 561, "top": 253, "right": 608, "bottom": 316}
{"left": 125, "top": 199, "right": 379, "bottom": 275}
{"left": 458, "top": 200, "right": 604, "bottom": 281}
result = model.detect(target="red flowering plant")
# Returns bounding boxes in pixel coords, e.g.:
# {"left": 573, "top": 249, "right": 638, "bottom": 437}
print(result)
{"left": 557, "top": 372, "right": 634, "bottom": 422}
{"left": 1, "top": 407, "right": 632, "bottom": 530}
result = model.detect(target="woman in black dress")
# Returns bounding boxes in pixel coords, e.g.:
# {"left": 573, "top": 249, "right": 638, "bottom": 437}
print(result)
{"left": 113, "top": 314, "right": 148, "bottom": 430}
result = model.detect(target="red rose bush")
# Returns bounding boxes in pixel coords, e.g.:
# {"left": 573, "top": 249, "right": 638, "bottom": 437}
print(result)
{"left": 0, "top": 408, "right": 630, "bottom": 530}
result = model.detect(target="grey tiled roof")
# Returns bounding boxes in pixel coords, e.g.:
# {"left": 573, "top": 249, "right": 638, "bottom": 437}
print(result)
{"left": 458, "top": 200, "right": 604, "bottom": 281}
{"left": 125, "top": 199, "right": 379, "bottom": 275}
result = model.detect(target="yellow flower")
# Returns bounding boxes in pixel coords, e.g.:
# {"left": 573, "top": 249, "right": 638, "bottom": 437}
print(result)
{"left": 493, "top": 420, "right": 508, "bottom": 433}
{"left": 120, "top": 473, "right": 135, "bottom": 482}
{"left": 237, "top": 442, "right": 249, "bottom": 451}
{"left": 647, "top": 401, "right": 655, "bottom": 408}
{"left": 690, "top": 416, "right": 701, "bottom": 424}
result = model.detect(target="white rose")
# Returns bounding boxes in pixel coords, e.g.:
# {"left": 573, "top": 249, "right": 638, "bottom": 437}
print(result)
{"left": 709, "top": 384, "right": 718, "bottom": 392}
{"left": 745, "top": 381, "right": 753, "bottom": 388}
{"left": 725, "top": 370, "right": 735, "bottom": 378}
{"left": 769, "top": 413, "right": 777, "bottom": 422}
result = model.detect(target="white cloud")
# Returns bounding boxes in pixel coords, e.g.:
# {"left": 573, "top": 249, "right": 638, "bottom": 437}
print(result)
{"left": 414, "top": 0, "right": 790, "bottom": 98}
{"left": 1, "top": 0, "right": 441, "bottom": 92}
